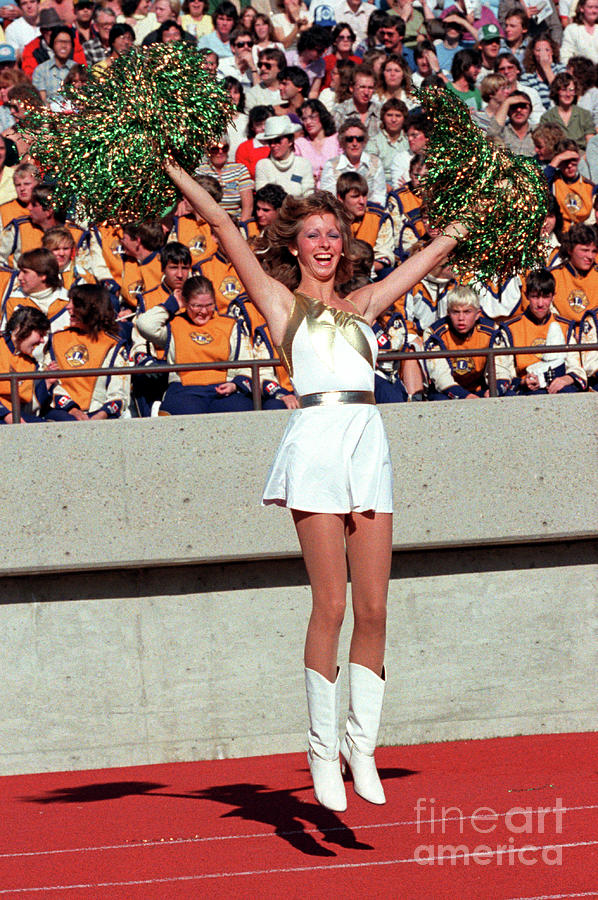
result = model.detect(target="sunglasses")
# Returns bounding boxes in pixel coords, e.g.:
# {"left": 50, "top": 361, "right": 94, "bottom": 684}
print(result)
{"left": 344, "top": 135, "right": 365, "bottom": 143}
{"left": 258, "top": 61, "right": 274, "bottom": 69}
{"left": 235, "top": 40, "right": 253, "bottom": 47}
{"left": 209, "top": 143, "right": 229, "bottom": 152}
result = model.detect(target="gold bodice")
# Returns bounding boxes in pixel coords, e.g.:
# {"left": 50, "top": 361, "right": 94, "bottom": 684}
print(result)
{"left": 276, "top": 290, "right": 374, "bottom": 379}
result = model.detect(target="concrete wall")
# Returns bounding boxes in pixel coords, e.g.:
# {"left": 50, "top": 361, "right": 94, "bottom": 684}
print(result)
{"left": 1, "top": 394, "right": 597, "bottom": 575}
{"left": 0, "top": 395, "right": 597, "bottom": 775}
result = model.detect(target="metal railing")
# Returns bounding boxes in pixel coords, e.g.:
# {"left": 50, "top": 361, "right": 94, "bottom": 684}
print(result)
{"left": 2, "top": 341, "right": 597, "bottom": 423}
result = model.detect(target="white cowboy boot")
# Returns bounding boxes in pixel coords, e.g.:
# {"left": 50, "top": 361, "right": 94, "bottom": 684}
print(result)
{"left": 305, "top": 667, "right": 347, "bottom": 812}
{"left": 340, "top": 662, "right": 386, "bottom": 805}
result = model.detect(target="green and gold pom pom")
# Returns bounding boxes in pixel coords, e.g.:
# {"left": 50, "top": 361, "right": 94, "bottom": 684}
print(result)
{"left": 21, "top": 43, "right": 235, "bottom": 223}
{"left": 416, "top": 86, "right": 549, "bottom": 282}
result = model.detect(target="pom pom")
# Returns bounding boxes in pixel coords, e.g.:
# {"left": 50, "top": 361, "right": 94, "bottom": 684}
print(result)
{"left": 416, "top": 86, "right": 549, "bottom": 282}
{"left": 21, "top": 43, "right": 235, "bottom": 223}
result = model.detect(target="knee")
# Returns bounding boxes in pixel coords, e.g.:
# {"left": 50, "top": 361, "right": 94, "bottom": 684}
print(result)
{"left": 353, "top": 596, "right": 387, "bottom": 634}
{"left": 312, "top": 593, "right": 346, "bottom": 634}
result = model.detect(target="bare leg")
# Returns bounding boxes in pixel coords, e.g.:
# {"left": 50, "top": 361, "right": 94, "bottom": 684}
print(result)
{"left": 292, "top": 510, "right": 348, "bottom": 683}
{"left": 337, "top": 511, "right": 391, "bottom": 805}
{"left": 293, "top": 509, "right": 350, "bottom": 811}
{"left": 345, "top": 511, "right": 392, "bottom": 676}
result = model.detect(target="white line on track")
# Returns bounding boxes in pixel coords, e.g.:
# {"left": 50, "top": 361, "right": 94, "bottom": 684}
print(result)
{"left": 1, "top": 802, "right": 597, "bottom": 860}
{"left": 0, "top": 839, "right": 597, "bottom": 893}
{"left": 506, "top": 893, "right": 598, "bottom": 899}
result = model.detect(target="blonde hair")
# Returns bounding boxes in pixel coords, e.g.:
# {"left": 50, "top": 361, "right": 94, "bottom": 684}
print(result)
{"left": 13, "top": 162, "right": 41, "bottom": 183}
{"left": 255, "top": 191, "right": 361, "bottom": 290}
{"left": 446, "top": 284, "right": 480, "bottom": 310}
{"left": 158, "top": 0, "right": 181, "bottom": 12}
{"left": 480, "top": 72, "right": 507, "bottom": 102}
{"left": 41, "top": 226, "right": 75, "bottom": 251}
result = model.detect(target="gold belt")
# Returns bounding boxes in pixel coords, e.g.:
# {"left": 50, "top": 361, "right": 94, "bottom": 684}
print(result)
{"left": 298, "top": 390, "right": 375, "bottom": 408}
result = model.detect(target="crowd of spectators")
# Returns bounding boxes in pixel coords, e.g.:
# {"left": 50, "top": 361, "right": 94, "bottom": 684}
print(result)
{"left": 0, "top": 0, "right": 597, "bottom": 422}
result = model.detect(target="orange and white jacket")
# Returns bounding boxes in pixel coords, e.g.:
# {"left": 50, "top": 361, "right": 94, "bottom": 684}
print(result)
{"left": 45, "top": 327, "right": 130, "bottom": 417}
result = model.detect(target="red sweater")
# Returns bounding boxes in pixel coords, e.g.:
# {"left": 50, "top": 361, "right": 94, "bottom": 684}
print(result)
{"left": 322, "top": 52, "right": 362, "bottom": 88}
{"left": 235, "top": 139, "right": 270, "bottom": 179}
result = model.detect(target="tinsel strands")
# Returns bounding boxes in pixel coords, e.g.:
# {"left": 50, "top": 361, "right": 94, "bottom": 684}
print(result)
{"left": 21, "top": 43, "right": 235, "bottom": 223}
{"left": 416, "top": 86, "right": 549, "bottom": 282}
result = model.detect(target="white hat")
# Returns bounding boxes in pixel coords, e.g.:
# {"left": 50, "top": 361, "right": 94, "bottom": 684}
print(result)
{"left": 260, "top": 115, "right": 302, "bottom": 142}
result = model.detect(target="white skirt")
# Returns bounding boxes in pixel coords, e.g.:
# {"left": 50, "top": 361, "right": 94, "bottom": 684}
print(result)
{"left": 262, "top": 404, "right": 393, "bottom": 514}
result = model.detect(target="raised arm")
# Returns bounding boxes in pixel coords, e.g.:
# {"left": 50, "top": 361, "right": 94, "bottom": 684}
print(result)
{"left": 351, "top": 225, "right": 466, "bottom": 324}
{"left": 165, "top": 161, "right": 293, "bottom": 342}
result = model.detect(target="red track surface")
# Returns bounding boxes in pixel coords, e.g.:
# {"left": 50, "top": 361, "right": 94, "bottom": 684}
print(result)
{"left": 0, "top": 732, "right": 596, "bottom": 899}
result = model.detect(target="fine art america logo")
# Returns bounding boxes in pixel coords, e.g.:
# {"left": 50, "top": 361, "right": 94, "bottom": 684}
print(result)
{"left": 413, "top": 797, "right": 564, "bottom": 867}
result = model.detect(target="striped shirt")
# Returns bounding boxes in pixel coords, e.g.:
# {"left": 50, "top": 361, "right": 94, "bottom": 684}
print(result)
{"left": 520, "top": 64, "right": 567, "bottom": 110}
{"left": 194, "top": 162, "right": 254, "bottom": 219}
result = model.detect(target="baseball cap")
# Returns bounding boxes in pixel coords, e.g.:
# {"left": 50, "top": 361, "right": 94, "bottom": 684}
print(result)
{"left": 312, "top": 4, "right": 336, "bottom": 28}
{"left": 0, "top": 44, "right": 16, "bottom": 63}
{"left": 479, "top": 23, "right": 501, "bottom": 42}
